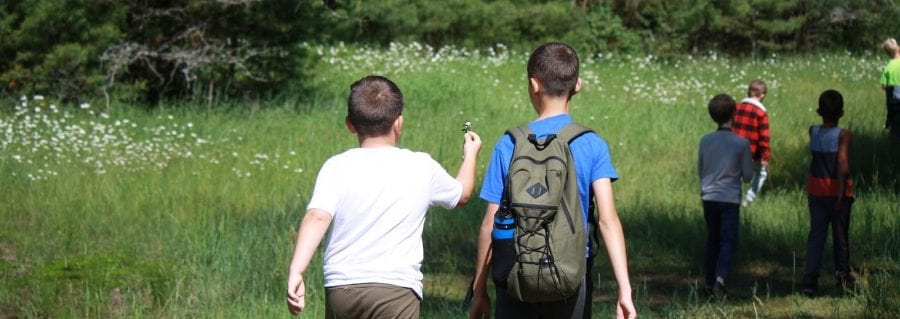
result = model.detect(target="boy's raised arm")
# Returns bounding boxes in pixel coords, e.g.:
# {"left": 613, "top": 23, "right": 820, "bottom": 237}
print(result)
{"left": 286, "top": 209, "right": 333, "bottom": 315}
{"left": 455, "top": 131, "right": 482, "bottom": 207}
{"left": 592, "top": 178, "right": 637, "bottom": 319}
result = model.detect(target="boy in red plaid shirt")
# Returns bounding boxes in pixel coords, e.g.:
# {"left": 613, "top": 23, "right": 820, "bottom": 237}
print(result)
{"left": 732, "top": 80, "right": 770, "bottom": 207}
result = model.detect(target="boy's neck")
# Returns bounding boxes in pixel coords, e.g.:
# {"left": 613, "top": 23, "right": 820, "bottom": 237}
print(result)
{"left": 821, "top": 120, "right": 839, "bottom": 128}
{"left": 358, "top": 135, "right": 398, "bottom": 148}
{"left": 535, "top": 96, "right": 571, "bottom": 120}
{"left": 718, "top": 123, "right": 732, "bottom": 130}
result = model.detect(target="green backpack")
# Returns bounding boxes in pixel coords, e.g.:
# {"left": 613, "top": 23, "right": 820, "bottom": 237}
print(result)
{"left": 493, "top": 122, "right": 594, "bottom": 302}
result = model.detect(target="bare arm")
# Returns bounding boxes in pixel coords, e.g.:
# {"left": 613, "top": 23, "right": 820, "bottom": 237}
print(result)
{"left": 592, "top": 178, "right": 636, "bottom": 319}
{"left": 836, "top": 129, "right": 852, "bottom": 201}
{"left": 469, "top": 203, "right": 497, "bottom": 319}
{"left": 286, "top": 209, "right": 333, "bottom": 315}
{"left": 455, "top": 132, "right": 483, "bottom": 207}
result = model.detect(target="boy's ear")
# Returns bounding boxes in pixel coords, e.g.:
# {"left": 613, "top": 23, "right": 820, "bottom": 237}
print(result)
{"left": 529, "top": 77, "right": 541, "bottom": 95}
{"left": 345, "top": 116, "right": 357, "bottom": 133}
{"left": 394, "top": 115, "right": 404, "bottom": 131}
{"left": 573, "top": 77, "right": 583, "bottom": 95}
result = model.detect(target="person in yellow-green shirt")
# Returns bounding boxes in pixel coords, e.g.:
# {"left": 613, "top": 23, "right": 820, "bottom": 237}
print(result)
{"left": 881, "top": 38, "right": 900, "bottom": 139}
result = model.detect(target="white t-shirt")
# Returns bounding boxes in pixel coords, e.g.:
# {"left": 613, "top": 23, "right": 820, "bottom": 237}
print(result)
{"left": 307, "top": 146, "right": 462, "bottom": 298}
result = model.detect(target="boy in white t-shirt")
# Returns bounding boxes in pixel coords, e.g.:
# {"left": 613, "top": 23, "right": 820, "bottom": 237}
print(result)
{"left": 286, "top": 75, "right": 483, "bottom": 318}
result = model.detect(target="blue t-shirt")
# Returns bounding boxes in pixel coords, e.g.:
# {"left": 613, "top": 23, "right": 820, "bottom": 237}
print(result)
{"left": 480, "top": 114, "right": 619, "bottom": 252}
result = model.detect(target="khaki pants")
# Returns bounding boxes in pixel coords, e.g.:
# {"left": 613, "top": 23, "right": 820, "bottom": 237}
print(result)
{"left": 325, "top": 283, "right": 420, "bottom": 319}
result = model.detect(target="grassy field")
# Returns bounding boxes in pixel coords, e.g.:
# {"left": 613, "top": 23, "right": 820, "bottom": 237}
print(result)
{"left": 2, "top": 43, "right": 898, "bottom": 318}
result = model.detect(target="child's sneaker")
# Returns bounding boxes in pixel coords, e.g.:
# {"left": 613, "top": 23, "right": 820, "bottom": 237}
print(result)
{"left": 713, "top": 277, "right": 728, "bottom": 297}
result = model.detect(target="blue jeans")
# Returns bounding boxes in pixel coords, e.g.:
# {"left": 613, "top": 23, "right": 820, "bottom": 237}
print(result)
{"left": 744, "top": 163, "right": 768, "bottom": 203}
{"left": 703, "top": 201, "right": 740, "bottom": 287}
{"left": 803, "top": 195, "right": 853, "bottom": 285}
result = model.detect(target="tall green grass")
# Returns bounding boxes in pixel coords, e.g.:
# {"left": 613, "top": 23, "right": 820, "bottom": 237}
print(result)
{"left": 2, "top": 45, "right": 898, "bottom": 318}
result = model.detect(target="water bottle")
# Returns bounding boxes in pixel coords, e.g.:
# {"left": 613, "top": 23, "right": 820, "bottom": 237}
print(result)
{"left": 492, "top": 209, "right": 515, "bottom": 240}
{"left": 491, "top": 208, "right": 516, "bottom": 285}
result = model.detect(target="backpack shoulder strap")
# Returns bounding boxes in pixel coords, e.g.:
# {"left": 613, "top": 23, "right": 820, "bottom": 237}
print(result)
{"left": 557, "top": 122, "right": 601, "bottom": 257}
{"left": 500, "top": 124, "right": 532, "bottom": 209}
{"left": 556, "top": 122, "right": 594, "bottom": 144}
{"left": 505, "top": 124, "right": 532, "bottom": 145}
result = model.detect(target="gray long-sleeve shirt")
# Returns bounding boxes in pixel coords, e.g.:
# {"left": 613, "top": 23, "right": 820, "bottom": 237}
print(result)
{"left": 699, "top": 128, "right": 754, "bottom": 204}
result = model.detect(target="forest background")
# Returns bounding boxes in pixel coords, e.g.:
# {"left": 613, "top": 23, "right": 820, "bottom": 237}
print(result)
{"left": 2, "top": 0, "right": 900, "bottom": 106}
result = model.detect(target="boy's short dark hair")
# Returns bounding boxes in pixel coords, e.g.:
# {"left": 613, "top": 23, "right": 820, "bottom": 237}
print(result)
{"left": 708, "top": 94, "right": 736, "bottom": 125}
{"left": 347, "top": 75, "right": 404, "bottom": 137}
{"left": 818, "top": 89, "right": 844, "bottom": 121}
{"left": 527, "top": 42, "right": 579, "bottom": 98}
{"left": 748, "top": 80, "right": 767, "bottom": 98}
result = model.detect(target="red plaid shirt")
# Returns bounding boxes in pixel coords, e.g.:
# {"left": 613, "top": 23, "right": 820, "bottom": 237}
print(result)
{"left": 732, "top": 100, "right": 770, "bottom": 162}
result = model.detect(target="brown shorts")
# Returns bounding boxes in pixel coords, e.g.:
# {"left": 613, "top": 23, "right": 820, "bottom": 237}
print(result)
{"left": 325, "top": 283, "right": 420, "bottom": 319}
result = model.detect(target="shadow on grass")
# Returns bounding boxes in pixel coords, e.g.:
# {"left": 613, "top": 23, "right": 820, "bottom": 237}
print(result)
{"left": 847, "top": 132, "right": 900, "bottom": 192}
{"left": 424, "top": 196, "right": 817, "bottom": 315}
{"left": 603, "top": 199, "right": 839, "bottom": 312}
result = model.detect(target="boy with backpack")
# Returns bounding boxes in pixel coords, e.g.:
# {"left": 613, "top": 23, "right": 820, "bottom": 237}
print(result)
{"left": 468, "top": 42, "right": 635, "bottom": 319}
{"left": 286, "top": 75, "right": 483, "bottom": 318}
{"left": 698, "top": 94, "right": 754, "bottom": 297}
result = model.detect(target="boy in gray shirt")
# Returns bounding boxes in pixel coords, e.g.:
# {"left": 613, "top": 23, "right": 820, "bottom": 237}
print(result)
{"left": 698, "top": 94, "right": 754, "bottom": 296}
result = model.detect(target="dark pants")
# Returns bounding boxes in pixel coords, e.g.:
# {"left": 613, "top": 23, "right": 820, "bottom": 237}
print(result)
{"left": 886, "top": 86, "right": 900, "bottom": 138}
{"left": 888, "top": 101, "right": 900, "bottom": 139}
{"left": 494, "top": 261, "right": 593, "bottom": 319}
{"left": 703, "top": 200, "right": 740, "bottom": 288}
{"left": 803, "top": 195, "right": 853, "bottom": 285}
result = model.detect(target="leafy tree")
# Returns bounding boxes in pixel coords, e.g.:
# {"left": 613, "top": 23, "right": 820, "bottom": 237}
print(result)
{"left": 2, "top": 0, "right": 899, "bottom": 106}
{"left": 568, "top": 3, "right": 642, "bottom": 54}
{"left": 797, "top": 0, "right": 900, "bottom": 51}
{"left": 0, "top": 0, "right": 125, "bottom": 103}
{"left": 101, "top": 0, "right": 329, "bottom": 106}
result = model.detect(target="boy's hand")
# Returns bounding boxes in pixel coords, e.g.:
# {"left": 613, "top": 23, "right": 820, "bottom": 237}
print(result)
{"left": 286, "top": 273, "right": 306, "bottom": 315}
{"left": 468, "top": 291, "right": 490, "bottom": 319}
{"left": 617, "top": 294, "right": 637, "bottom": 319}
{"left": 463, "top": 131, "right": 482, "bottom": 160}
